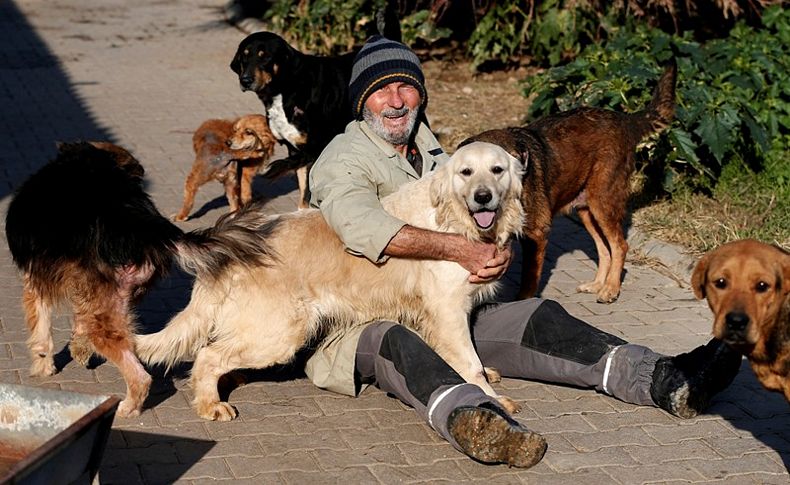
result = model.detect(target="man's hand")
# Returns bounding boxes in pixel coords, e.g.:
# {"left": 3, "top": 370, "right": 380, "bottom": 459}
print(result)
{"left": 468, "top": 241, "right": 513, "bottom": 284}
{"left": 384, "top": 226, "right": 513, "bottom": 283}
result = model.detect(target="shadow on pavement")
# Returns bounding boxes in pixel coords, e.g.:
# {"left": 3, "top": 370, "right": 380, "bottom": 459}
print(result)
{"left": 0, "top": 0, "right": 114, "bottom": 202}
{"left": 101, "top": 430, "right": 215, "bottom": 484}
{"left": 715, "top": 364, "right": 790, "bottom": 470}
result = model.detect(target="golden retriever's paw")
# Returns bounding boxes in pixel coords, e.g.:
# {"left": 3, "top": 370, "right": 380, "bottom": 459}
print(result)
{"left": 197, "top": 401, "right": 238, "bottom": 421}
{"left": 29, "top": 357, "right": 57, "bottom": 377}
{"left": 576, "top": 281, "right": 602, "bottom": 294}
{"left": 116, "top": 399, "right": 143, "bottom": 418}
{"left": 595, "top": 287, "right": 620, "bottom": 304}
{"left": 484, "top": 366, "right": 502, "bottom": 383}
{"left": 69, "top": 336, "right": 94, "bottom": 367}
{"left": 497, "top": 395, "right": 522, "bottom": 414}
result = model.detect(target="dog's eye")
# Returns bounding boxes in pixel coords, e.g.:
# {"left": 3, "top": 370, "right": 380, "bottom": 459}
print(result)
{"left": 245, "top": 129, "right": 253, "bottom": 135}
{"left": 756, "top": 281, "right": 770, "bottom": 293}
{"left": 460, "top": 168, "right": 473, "bottom": 177}
{"left": 257, "top": 50, "right": 264, "bottom": 57}
{"left": 714, "top": 278, "right": 727, "bottom": 289}
{"left": 491, "top": 166, "right": 504, "bottom": 174}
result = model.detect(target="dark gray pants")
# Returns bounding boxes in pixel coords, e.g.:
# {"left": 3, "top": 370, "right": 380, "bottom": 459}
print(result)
{"left": 355, "top": 298, "right": 662, "bottom": 446}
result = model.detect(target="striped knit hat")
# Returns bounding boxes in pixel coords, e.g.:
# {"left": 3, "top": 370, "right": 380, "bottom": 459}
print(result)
{"left": 349, "top": 35, "right": 426, "bottom": 119}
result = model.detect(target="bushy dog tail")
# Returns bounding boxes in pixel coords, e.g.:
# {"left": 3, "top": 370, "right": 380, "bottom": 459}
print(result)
{"left": 135, "top": 203, "right": 280, "bottom": 370}
{"left": 634, "top": 59, "right": 677, "bottom": 138}
{"left": 135, "top": 302, "right": 212, "bottom": 371}
{"left": 173, "top": 203, "right": 280, "bottom": 280}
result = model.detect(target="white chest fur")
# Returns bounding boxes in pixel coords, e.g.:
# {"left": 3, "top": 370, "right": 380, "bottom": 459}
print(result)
{"left": 267, "top": 94, "right": 305, "bottom": 146}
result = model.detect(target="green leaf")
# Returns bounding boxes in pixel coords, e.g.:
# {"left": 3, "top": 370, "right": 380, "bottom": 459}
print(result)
{"left": 669, "top": 128, "right": 702, "bottom": 167}
{"left": 742, "top": 110, "right": 770, "bottom": 153}
{"left": 694, "top": 106, "right": 740, "bottom": 163}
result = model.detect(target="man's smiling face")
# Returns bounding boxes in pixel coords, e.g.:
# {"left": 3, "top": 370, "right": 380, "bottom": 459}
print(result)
{"left": 363, "top": 81, "right": 421, "bottom": 147}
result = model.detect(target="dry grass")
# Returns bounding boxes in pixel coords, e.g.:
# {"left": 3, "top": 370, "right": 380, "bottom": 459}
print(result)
{"left": 631, "top": 188, "right": 789, "bottom": 257}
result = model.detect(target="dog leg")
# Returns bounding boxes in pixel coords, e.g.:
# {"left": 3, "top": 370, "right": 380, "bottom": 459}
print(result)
{"left": 77, "top": 306, "right": 151, "bottom": 418}
{"left": 191, "top": 346, "right": 240, "bottom": 421}
{"left": 484, "top": 366, "right": 502, "bottom": 383}
{"left": 223, "top": 171, "right": 241, "bottom": 213}
{"left": 174, "top": 166, "right": 203, "bottom": 221}
{"left": 22, "top": 279, "right": 57, "bottom": 377}
{"left": 69, "top": 334, "right": 94, "bottom": 367}
{"left": 575, "top": 208, "right": 610, "bottom": 297}
{"left": 518, "top": 235, "right": 547, "bottom": 299}
{"left": 426, "top": 308, "right": 521, "bottom": 414}
{"left": 296, "top": 165, "right": 309, "bottom": 209}
{"left": 594, "top": 215, "right": 628, "bottom": 304}
{"left": 239, "top": 164, "right": 257, "bottom": 206}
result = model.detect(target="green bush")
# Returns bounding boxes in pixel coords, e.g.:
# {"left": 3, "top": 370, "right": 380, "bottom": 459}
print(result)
{"left": 262, "top": 0, "right": 451, "bottom": 55}
{"left": 522, "top": 5, "right": 790, "bottom": 193}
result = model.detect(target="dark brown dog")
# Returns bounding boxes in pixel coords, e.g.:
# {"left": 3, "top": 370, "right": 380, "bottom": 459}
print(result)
{"left": 692, "top": 239, "right": 790, "bottom": 400}
{"left": 6, "top": 142, "right": 274, "bottom": 417}
{"left": 174, "top": 114, "right": 276, "bottom": 221}
{"left": 5, "top": 141, "right": 184, "bottom": 418}
{"left": 460, "top": 61, "right": 677, "bottom": 303}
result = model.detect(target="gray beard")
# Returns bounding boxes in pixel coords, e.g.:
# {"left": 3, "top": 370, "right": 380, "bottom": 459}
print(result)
{"left": 362, "top": 105, "right": 419, "bottom": 146}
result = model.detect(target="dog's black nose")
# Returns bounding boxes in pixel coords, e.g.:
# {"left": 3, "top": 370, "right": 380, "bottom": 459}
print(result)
{"left": 725, "top": 312, "right": 750, "bottom": 333}
{"left": 474, "top": 188, "right": 492, "bottom": 205}
{"left": 225, "top": 139, "right": 233, "bottom": 147}
{"left": 239, "top": 75, "right": 254, "bottom": 88}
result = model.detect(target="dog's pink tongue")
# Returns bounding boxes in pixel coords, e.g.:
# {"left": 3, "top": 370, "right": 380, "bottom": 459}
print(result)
{"left": 473, "top": 211, "right": 496, "bottom": 229}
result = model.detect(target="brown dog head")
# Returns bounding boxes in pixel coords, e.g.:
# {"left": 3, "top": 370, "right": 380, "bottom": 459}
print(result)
{"left": 228, "top": 115, "right": 277, "bottom": 156}
{"left": 692, "top": 239, "right": 790, "bottom": 355}
{"left": 458, "top": 128, "right": 530, "bottom": 168}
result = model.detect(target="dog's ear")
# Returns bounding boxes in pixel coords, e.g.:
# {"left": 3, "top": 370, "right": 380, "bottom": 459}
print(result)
{"left": 691, "top": 252, "right": 711, "bottom": 300}
{"left": 519, "top": 149, "right": 529, "bottom": 170}
{"left": 429, "top": 163, "right": 450, "bottom": 207}
{"left": 506, "top": 152, "right": 524, "bottom": 198}
{"left": 230, "top": 49, "right": 242, "bottom": 74}
{"left": 780, "top": 249, "right": 790, "bottom": 296}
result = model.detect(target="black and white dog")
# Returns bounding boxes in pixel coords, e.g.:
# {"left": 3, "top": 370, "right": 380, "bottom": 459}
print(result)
{"left": 230, "top": 32, "right": 357, "bottom": 208}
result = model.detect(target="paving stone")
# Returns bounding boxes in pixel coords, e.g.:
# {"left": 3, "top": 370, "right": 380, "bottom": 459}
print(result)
{"left": 312, "top": 444, "right": 409, "bottom": 470}
{"left": 543, "top": 446, "right": 640, "bottom": 473}
{"left": 602, "top": 462, "right": 705, "bottom": 483}
{"left": 563, "top": 427, "right": 660, "bottom": 452}
{"left": 369, "top": 461, "right": 469, "bottom": 483}
{"left": 281, "top": 468, "right": 379, "bottom": 484}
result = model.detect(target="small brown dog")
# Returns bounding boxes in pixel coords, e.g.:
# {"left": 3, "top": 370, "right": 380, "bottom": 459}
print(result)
{"left": 460, "top": 61, "right": 677, "bottom": 303}
{"left": 174, "top": 114, "right": 276, "bottom": 221}
{"left": 692, "top": 239, "right": 790, "bottom": 400}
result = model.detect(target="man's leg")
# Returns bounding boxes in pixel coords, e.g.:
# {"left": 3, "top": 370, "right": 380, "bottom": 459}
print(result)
{"left": 355, "top": 321, "right": 546, "bottom": 467}
{"left": 472, "top": 299, "right": 742, "bottom": 418}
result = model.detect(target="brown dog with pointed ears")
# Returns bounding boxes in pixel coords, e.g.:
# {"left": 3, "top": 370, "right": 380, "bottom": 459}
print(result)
{"left": 460, "top": 61, "right": 677, "bottom": 303}
{"left": 692, "top": 239, "right": 790, "bottom": 400}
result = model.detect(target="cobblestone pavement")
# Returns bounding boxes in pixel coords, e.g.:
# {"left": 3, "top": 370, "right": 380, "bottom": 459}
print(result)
{"left": 1, "top": 1, "right": 789, "bottom": 483}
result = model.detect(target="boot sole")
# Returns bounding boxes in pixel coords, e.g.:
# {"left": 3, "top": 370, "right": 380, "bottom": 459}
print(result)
{"left": 449, "top": 407, "right": 547, "bottom": 468}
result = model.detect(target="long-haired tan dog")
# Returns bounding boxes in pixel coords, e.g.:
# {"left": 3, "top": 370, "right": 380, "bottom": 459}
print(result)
{"left": 692, "top": 239, "right": 790, "bottom": 400}
{"left": 136, "top": 142, "right": 524, "bottom": 421}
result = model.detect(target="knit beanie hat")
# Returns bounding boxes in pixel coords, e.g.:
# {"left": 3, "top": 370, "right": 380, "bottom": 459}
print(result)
{"left": 349, "top": 35, "right": 427, "bottom": 119}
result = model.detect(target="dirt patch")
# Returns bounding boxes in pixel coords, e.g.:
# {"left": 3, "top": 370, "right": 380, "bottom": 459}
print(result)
{"left": 422, "top": 59, "right": 533, "bottom": 151}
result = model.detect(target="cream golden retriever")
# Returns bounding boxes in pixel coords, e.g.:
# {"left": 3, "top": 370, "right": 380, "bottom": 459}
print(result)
{"left": 136, "top": 142, "right": 524, "bottom": 420}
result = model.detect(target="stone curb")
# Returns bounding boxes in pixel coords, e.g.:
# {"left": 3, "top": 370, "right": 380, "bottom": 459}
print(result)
{"left": 626, "top": 225, "right": 697, "bottom": 285}
{"left": 222, "top": 1, "right": 700, "bottom": 286}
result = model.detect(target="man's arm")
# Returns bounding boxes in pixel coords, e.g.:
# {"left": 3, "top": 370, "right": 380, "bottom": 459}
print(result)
{"left": 385, "top": 225, "right": 512, "bottom": 283}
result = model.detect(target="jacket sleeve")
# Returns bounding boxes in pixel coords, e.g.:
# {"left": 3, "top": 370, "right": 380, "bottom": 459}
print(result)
{"left": 310, "top": 155, "right": 406, "bottom": 263}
